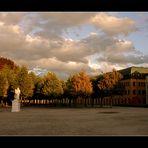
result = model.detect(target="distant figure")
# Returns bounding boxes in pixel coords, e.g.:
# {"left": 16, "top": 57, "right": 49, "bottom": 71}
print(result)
{"left": 14, "top": 87, "right": 20, "bottom": 100}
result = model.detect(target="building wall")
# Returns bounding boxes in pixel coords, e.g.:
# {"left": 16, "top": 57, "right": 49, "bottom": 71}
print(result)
{"left": 120, "top": 78, "right": 146, "bottom": 104}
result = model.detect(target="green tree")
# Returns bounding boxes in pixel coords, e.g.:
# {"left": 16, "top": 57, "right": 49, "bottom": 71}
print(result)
{"left": 29, "top": 72, "right": 38, "bottom": 85}
{"left": 0, "top": 65, "right": 20, "bottom": 106}
{"left": 16, "top": 66, "right": 34, "bottom": 104}
{"left": 33, "top": 76, "right": 44, "bottom": 102}
{"left": 2, "top": 65, "right": 18, "bottom": 89}
{"left": 42, "top": 72, "right": 63, "bottom": 105}
{"left": 59, "top": 80, "right": 67, "bottom": 105}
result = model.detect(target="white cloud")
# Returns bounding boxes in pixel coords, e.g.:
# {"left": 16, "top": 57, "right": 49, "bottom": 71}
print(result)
{"left": 89, "top": 32, "right": 98, "bottom": 36}
{"left": 91, "top": 13, "right": 137, "bottom": 36}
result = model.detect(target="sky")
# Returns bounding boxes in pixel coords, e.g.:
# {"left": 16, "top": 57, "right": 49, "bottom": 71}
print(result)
{"left": 0, "top": 12, "right": 148, "bottom": 79}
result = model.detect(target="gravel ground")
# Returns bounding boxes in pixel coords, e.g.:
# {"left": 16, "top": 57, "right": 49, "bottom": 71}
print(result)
{"left": 0, "top": 106, "right": 148, "bottom": 136}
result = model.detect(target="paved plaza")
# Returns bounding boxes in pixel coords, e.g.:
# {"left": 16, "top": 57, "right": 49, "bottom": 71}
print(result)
{"left": 0, "top": 106, "right": 148, "bottom": 135}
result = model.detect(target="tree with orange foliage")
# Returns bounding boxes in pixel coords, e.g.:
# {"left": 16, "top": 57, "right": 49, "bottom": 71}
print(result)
{"left": 0, "top": 57, "right": 18, "bottom": 70}
{"left": 98, "top": 69, "right": 123, "bottom": 107}
{"left": 67, "top": 71, "right": 93, "bottom": 107}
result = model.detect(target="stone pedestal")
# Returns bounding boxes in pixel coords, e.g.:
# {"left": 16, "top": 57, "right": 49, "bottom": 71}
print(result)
{"left": 12, "top": 100, "right": 20, "bottom": 112}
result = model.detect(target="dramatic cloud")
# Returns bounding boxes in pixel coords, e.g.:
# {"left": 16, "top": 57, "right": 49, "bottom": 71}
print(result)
{"left": 0, "top": 12, "right": 147, "bottom": 79}
{"left": 19, "top": 12, "right": 96, "bottom": 39}
{"left": 85, "top": 36, "right": 146, "bottom": 73}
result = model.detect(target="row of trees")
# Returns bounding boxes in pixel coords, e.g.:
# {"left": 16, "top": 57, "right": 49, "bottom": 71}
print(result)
{"left": 0, "top": 66, "right": 34, "bottom": 105}
{"left": 0, "top": 64, "right": 124, "bottom": 107}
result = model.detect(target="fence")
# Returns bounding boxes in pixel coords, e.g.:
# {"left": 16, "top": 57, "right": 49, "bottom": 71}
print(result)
{"left": 19, "top": 95, "right": 145, "bottom": 107}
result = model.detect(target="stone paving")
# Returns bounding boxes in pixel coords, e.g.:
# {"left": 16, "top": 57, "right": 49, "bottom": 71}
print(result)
{"left": 0, "top": 106, "right": 148, "bottom": 135}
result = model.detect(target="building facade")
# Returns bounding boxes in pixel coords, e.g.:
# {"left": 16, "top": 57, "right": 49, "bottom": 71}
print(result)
{"left": 119, "top": 67, "right": 148, "bottom": 105}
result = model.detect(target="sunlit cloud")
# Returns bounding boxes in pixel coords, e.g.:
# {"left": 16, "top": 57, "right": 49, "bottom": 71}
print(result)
{"left": 0, "top": 12, "right": 148, "bottom": 79}
{"left": 91, "top": 12, "right": 138, "bottom": 36}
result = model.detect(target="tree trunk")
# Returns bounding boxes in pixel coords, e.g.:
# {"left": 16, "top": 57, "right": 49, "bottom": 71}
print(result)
{"left": 110, "top": 92, "right": 113, "bottom": 108}
{"left": 0, "top": 96, "right": 2, "bottom": 106}
{"left": 91, "top": 97, "right": 94, "bottom": 107}
{"left": 69, "top": 98, "right": 71, "bottom": 107}
{"left": 84, "top": 97, "right": 87, "bottom": 107}
{"left": 100, "top": 97, "right": 103, "bottom": 108}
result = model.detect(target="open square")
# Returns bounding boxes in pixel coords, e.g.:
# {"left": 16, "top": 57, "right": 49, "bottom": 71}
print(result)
{"left": 0, "top": 106, "right": 148, "bottom": 135}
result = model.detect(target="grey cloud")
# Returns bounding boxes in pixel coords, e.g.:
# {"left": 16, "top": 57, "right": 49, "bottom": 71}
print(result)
{"left": 54, "top": 35, "right": 117, "bottom": 63}
{"left": 24, "top": 12, "right": 137, "bottom": 39}
{"left": 17, "top": 57, "right": 94, "bottom": 79}
{"left": 0, "top": 12, "right": 147, "bottom": 79}
{"left": 0, "top": 21, "right": 145, "bottom": 74}
{"left": 95, "top": 40, "right": 147, "bottom": 66}
{"left": 19, "top": 12, "right": 96, "bottom": 39}
{"left": 106, "top": 54, "right": 145, "bottom": 65}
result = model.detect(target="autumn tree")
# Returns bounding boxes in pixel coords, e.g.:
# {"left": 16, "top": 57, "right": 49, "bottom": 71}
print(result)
{"left": 16, "top": 66, "right": 34, "bottom": 104}
{"left": 1, "top": 66, "right": 17, "bottom": 87}
{"left": 98, "top": 69, "right": 123, "bottom": 107}
{"left": 29, "top": 72, "right": 38, "bottom": 85}
{"left": 0, "top": 66, "right": 19, "bottom": 106}
{"left": 90, "top": 74, "right": 103, "bottom": 107}
{"left": 66, "top": 71, "right": 93, "bottom": 107}
{"left": 59, "top": 80, "right": 67, "bottom": 105}
{"left": 33, "top": 76, "right": 44, "bottom": 104}
{"left": 0, "top": 57, "right": 18, "bottom": 70}
{"left": 42, "top": 72, "right": 63, "bottom": 105}
{"left": 0, "top": 72, "right": 9, "bottom": 106}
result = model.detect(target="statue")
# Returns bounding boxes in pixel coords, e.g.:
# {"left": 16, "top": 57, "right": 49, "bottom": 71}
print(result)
{"left": 12, "top": 87, "right": 21, "bottom": 112}
{"left": 14, "top": 87, "right": 20, "bottom": 100}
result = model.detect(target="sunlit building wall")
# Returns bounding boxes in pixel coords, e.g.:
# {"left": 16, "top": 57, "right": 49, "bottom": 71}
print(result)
{"left": 119, "top": 67, "right": 148, "bottom": 104}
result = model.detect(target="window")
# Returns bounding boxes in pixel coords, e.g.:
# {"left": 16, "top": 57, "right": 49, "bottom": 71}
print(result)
{"left": 128, "top": 90, "right": 130, "bottom": 95}
{"left": 128, "top": 82, "right": 130, "bottom": 86}
{"left": 142, "top": 90, "right": 146, "bottom": 95}
{"left": 140, "top": 82, "right": 143, "bottom": 86}
{"left": 138, "top": 82, "right": 140, "bottom": 86}
{"left": 144, "top": 83, "right": 146, "bottom": 87}
{"left": 138, "top": 90, "right": 141, "bottom": 95}
{"left": 133, "top": 82, "right": 135, "bottom": 86}
{"left": 125, "top": 82, "right": 127, "bottom": 86}
{"left": 133, "top": 90, "right": 136, "bottom": 95}
{"left": 122, "top": 82, "right": 124, "bottom": 86}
